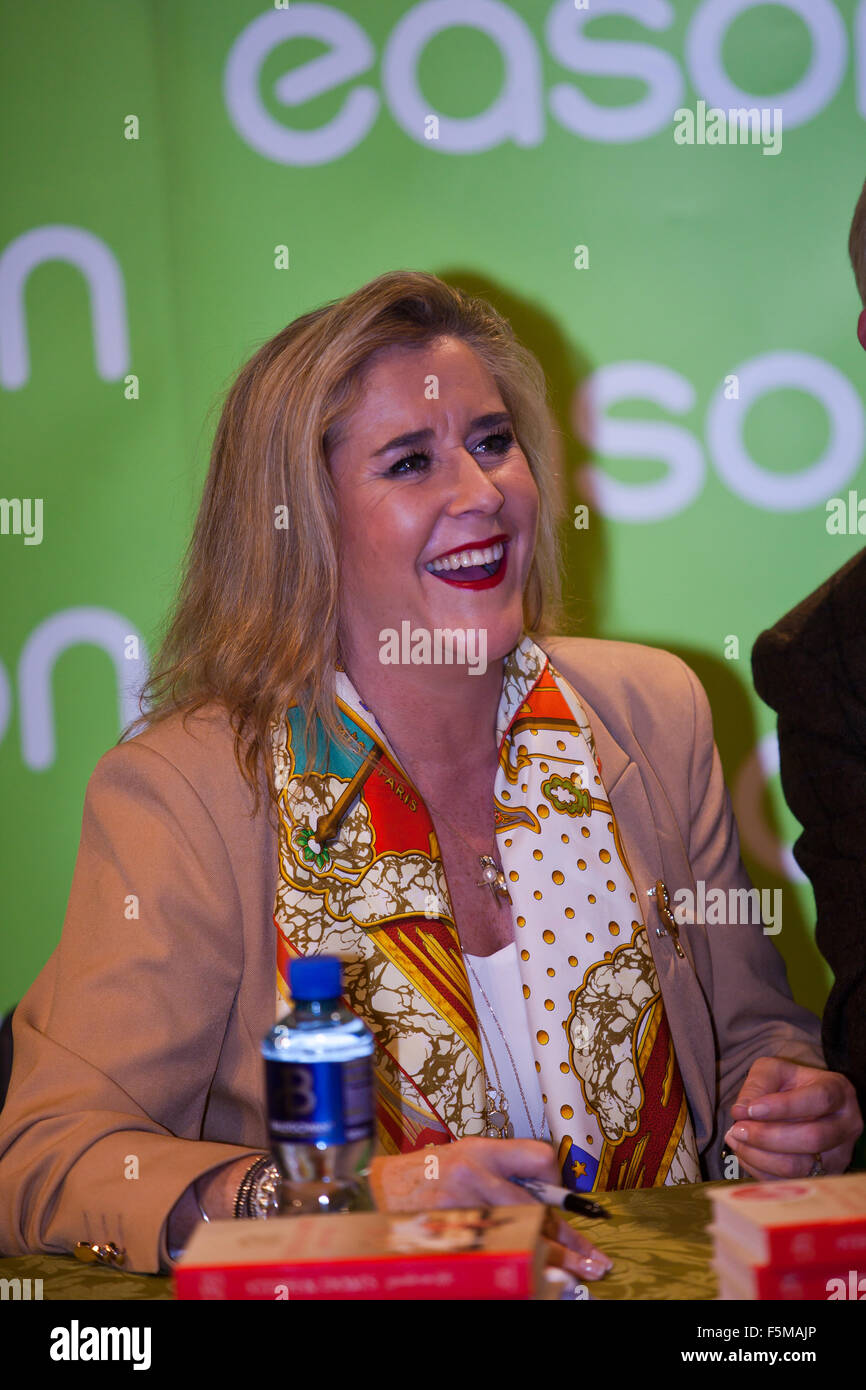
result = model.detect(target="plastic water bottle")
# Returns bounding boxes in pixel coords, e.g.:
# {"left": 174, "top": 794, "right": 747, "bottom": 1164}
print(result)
{"left": 262, "top": 955, "right": 376, "bottom": 1215}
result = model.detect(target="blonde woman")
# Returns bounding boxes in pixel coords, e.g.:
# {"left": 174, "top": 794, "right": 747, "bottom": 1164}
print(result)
{"left": 0, "top": 271, "right": 859, "bottom": 1282}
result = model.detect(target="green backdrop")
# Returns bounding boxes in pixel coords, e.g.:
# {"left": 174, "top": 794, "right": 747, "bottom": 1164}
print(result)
{"left": 3, "top": 0, "right": 866, "bottom": 1026}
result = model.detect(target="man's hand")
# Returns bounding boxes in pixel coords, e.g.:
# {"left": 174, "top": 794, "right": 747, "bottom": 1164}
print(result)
{"left": 725, "top": 1057, "right": 863, "bottom": 1179}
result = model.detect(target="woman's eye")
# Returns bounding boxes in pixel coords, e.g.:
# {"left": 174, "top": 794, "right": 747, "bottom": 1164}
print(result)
{"left": 387, "top": 450, "right": 432, "bottom": 476}
{"left": 473, "top": 428, "right": 514, "bottom": 458}
{"left": 386, "top": 429, "right": 513, "bottom": 477}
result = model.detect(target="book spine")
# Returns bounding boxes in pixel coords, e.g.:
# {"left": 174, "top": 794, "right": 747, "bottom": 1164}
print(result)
{"left": 768, "top": 1226, "right": 866, "bottom": 1265}
{"left": 754, "top": 1265, "right": 859, "bottom": 1299}
{"left": 175, "top": 1252, "right": 532, "bottom": 1301}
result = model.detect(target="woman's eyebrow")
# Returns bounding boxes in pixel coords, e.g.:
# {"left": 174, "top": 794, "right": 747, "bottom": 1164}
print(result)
{"left": 371, "top": 411, "right": 512, "bottom": 457}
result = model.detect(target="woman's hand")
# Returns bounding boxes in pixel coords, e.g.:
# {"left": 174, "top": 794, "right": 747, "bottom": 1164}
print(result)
{"left": 368, "top": 1136, "right": 613, "bottom": 1282}
{"left": 725, "top": 1057, "right": 863, "bottom": 1179}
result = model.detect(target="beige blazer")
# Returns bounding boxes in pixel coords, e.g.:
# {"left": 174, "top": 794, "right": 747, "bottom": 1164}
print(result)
{"left": 0, "top": 637, "right": 825, "bottom": 1273}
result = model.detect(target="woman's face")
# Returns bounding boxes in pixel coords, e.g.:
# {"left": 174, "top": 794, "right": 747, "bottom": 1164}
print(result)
{"left": 329, "top": 335, "right": 540, "bottom": 676}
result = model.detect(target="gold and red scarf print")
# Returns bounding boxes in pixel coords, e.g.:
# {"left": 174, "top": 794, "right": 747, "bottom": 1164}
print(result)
{"left": 270, "top": 636, "right": 700, "bottom": 1191}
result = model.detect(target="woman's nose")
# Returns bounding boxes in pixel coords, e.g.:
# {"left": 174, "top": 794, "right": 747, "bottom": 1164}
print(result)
{"left": 443, "top": 450, "right": 505, "bottom": 514}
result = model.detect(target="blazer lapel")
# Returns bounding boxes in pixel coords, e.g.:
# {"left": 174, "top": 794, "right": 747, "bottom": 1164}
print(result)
{"left": 575, "top": 691, "right": 717, "bottom": 1154}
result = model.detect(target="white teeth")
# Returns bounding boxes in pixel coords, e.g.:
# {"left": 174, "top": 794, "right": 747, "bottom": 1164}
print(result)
{"left": 425, "top": 541, "right": 505, "bottom": 574}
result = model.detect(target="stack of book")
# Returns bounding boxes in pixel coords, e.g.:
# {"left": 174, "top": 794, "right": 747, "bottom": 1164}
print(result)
{"left": 708, "top": 1172, "right": 866, "bottom": 1300}
{"left": 174, "top": 1205, "right": 551, "bottom": 1300}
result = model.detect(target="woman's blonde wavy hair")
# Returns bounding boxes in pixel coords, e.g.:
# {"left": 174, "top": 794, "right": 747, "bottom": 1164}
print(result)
{"left": 124, "top": 270, "right": 564, "bottom": 819}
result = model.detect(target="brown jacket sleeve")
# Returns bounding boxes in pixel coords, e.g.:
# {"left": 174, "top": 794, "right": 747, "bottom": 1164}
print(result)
{"left": 0, "top": 738, "right": 266, "bottom": 1273}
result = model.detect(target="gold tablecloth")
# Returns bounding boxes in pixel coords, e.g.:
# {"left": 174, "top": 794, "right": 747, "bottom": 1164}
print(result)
{"left": 0, "top": 1179, "right": 723, "bottom": 1300}
{"left": 567, "top": 1178, "right": 719, "bottom": 1300}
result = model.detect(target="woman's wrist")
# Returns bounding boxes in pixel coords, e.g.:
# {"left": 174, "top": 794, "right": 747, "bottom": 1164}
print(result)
{"left": 165, "top": 1155, "right": 268, "bottom": 1262}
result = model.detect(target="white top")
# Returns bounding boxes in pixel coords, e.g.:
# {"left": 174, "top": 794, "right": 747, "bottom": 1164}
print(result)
{"left": 463, "top": 942, "right": 548, "bottom": 1141}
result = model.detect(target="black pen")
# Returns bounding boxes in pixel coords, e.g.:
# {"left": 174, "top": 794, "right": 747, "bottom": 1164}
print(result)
{"left": 509, "top": 1175, "right": 611, "bottom": 1219}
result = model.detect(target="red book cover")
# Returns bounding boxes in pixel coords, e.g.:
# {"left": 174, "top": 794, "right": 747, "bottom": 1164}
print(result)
{"left": 708, "top": 1174, "right": 866, "bottom": 1267}
{"left": 173, "top": 1206, "right": 547, "bottom": 1301}
{"left": 711, "top": 1229, "right": 866, "bottom": 1300}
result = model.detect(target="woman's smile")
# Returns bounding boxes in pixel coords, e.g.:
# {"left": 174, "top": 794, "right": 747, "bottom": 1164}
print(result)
{"left": 423, "top": 534, "right": 509, "bottom": 589}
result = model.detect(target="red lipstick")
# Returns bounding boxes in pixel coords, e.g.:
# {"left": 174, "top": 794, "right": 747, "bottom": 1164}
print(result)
{"left": 424, "top": 535, "right": 510, "bottom": 591}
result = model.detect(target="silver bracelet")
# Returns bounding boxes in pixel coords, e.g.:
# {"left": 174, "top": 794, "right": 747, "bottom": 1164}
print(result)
{"left": 249, "top": 1160, "right": 281, "bottom": 1219}
{"left": 233, "top": 1155, "right": 280, "bottom": 1219}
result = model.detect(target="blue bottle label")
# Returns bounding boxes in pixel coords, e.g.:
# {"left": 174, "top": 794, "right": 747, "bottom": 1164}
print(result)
{"left": 265, "top": 1056, "right": 374, "bottom": 1145}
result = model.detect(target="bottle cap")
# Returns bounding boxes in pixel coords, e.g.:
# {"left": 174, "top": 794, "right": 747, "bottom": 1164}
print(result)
{"left": 289, "top": 955, "right": 343, "bottom": 1001}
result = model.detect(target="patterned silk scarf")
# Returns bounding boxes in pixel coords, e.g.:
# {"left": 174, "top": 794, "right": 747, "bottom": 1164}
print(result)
{"left": 270, "top": 636, "right": 700, "bottom": 1191}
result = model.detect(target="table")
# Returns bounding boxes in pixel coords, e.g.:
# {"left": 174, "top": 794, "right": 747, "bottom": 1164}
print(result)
{"left": 567, "top": 1178, "right": 719, "bottom": 1300}
{"left": 0, "top": 1179, "right": 721, "bottom": 1300}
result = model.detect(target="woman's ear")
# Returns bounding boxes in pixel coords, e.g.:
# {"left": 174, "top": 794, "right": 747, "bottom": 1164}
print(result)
{"left": 857, "top": 307, "right": 866, "bottom": 351}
